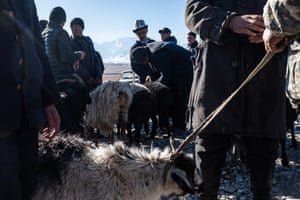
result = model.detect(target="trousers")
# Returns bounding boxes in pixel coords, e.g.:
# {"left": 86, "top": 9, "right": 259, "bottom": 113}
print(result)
{"left": 195, "top": 133, "right": 279, "bottom": 200}
{"left": 0, "top": 119, "right": 38, "bottom": 200}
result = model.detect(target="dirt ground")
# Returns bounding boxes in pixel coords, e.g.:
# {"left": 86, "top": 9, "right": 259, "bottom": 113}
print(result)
{"left": 137, "top": 131, "right": 300, "bottom": 200}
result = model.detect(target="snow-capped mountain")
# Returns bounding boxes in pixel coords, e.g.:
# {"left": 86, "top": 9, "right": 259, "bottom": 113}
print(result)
{"left": 94, "top": 37, "right": 136, "bottom": 64}
{"left": 94, "top": 37, "right": 188, "bottom": 64}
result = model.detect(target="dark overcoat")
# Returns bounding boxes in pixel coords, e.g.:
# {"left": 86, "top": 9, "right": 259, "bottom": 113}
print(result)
{"left": 0, "top": 0, "right": 59, "bottom": 131}
{"left": 148, "top": 42, "right": 193, "bottom": 90}
{"left": 71, "top": 36, "right": 104, "bottom": 81}
{"left": 185, "top": 0, "right": 286, "bottom": 138}
{"left": 130, "top": 38, "right": 155, "bottom": 83}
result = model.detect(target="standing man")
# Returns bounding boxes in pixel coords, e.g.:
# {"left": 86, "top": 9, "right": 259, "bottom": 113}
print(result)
{"left": 187, "top": 31, "right": 198, "bottom": 56}
{"left": 185, "top": 0, "right": 286, "bottom": 199}
{"left": 43, "top": 7, "right": 85, "bottom": 82}
{"left": 43, "top": 8, "right": 91, "bottom": 132}
{"left": 263, "top": 0, "right": 300, "bottom": 108}
{"left": 158, "top": 27, "right": 178, "bottom": 44}
{"left": 0, "top": 0, "right": 60, "bottom": 199}
{"left": 130, "top": 19, "right": 155, "bottom": 83}
{"left": 70, "top": 17, "right": 105, "bottom": 89}
{"left": 132, "top": 42, "right": 193, "bottom": 134}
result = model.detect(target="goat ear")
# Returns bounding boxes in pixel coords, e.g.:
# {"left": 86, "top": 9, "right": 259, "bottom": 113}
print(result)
{"left": 171, "top": 171, "right": 195, "bottom": 194}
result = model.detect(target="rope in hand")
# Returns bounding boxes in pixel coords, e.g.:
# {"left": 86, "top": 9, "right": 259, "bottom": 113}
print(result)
{"left": 170, "top": 52, "right": 275, "bottom": 161}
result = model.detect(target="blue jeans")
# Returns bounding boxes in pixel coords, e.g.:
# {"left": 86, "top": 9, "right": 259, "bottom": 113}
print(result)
{"left": 0, "top": 123, "right": 38, "bottom": 200}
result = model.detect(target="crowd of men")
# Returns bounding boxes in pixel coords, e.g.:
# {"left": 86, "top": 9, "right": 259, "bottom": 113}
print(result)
{"left": 0, "top": 0, "right": 299, "bottom": 199}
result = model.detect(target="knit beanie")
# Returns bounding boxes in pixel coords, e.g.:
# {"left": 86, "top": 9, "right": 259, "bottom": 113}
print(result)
{"left": 49, "top": 7, "right": 66, "bottom": 24}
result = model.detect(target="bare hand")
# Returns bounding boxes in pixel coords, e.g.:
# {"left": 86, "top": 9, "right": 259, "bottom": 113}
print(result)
{"left": 228, "top": 15, "right": 265, "bottom": 37}
{"left": 263, "top": 29, "right": 287, "bottom": 53}
{"left": 79, "top": 51, "right": 86, "bottom": 60}
{"left": 43, "top": 104, "right": 60, "bottom": 138}
{"left": 73, "top": 60, "right": 80, "bottom": 71}
{"left": 249, "top": 33, "right": 263, "bottom": 44}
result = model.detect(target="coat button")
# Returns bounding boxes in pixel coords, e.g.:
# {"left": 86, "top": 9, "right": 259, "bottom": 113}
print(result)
{"left": 232, "top": 60, "right": 238, "bottom": 67}
{"left": 18, "top": 58, "right": 23, "bottom": 65}
{"left": 16, "top": 84, "right": 22, "bottom": 91}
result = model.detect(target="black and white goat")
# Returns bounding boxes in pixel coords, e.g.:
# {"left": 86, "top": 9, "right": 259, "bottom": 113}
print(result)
{"left": 34, "top": 135, "right": 196, "bottom": 200}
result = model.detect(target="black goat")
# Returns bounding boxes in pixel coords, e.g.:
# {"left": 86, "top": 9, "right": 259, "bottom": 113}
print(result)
{"left": 144, "top": 81, "right": 173, "bottom": 137}
{"left": 55, "top": 79, "right": 91, "bottom": 133}
{"left": 127, "top": 89, "right": 157, "bottom": 144}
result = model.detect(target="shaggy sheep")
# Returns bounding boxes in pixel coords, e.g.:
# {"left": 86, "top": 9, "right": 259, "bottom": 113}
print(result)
{"left": 84, "top": 81, "right": 133, "bottom": 142}
{"left": 34, "top": 135, "right": 196, "bottom": 200}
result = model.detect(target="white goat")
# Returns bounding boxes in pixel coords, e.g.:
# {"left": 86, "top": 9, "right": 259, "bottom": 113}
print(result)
{"left": 84, "top": 81, "right": 133, "bottom": 141}
{"left": 84, "top": 81, "right": 152, "bottom": 142}
{"left": 33, "top": 135, "right": 196, "bottom": 200}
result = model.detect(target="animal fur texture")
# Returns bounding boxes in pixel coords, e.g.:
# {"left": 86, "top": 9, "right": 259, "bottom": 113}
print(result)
{"left": 84, "top": 81, "right": 152, "bottom": 140}
{"left": 33, "top": 135, "right": 196, "bottom": 200}
{"left": 84, "top": 81, "right": 133, "bottom": 136}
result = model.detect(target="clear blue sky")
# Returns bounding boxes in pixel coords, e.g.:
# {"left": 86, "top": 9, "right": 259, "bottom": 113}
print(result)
{"left": 35, "top": 0, "right": 190, "bottom": 44}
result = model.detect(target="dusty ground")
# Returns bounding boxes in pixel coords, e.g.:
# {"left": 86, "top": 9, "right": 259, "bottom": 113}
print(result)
{"left": 133, "top": 131, "right": 300, "bottom": 200}
{"left": 102, "top": 63, "right": 130, "bottom": 82}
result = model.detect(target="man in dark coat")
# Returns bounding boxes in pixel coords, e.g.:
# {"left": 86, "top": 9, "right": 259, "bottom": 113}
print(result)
{"left": 43, "top": 8, "right": 90, "bottom": 133}
{"left": 70, "top": 17, "right": 105, "bottom": 89}
{"left": 130, "top": 19, "right": 155, "bottom": 83}
{"left": 42, "top": 7, "right": 85, "bottom": 82}
{"left": 0, "top": 0, "right": 60, "bottom": 199}
{"left": 185, "top": 0, "right": 286, "bottom": 199}
{"left": 132, "top": 42, "right": 193, "bottom": 133}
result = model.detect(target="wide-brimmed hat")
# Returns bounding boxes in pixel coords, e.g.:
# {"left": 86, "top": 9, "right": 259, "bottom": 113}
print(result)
{"left": 133, "top": 19, "right": 148, "bottom": 33}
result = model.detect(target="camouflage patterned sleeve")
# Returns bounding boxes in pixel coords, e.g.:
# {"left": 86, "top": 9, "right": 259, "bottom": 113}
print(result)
{"left": 263, "top": 0, "right": 300, "bottom": 36}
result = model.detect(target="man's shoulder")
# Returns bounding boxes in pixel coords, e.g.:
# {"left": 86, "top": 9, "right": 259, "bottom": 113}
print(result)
{"left": 83, "top": 36, "right": 93, "bottom": 43}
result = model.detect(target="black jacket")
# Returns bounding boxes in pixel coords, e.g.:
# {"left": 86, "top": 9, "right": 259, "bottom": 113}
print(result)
{"left": 147, "top": 42, "right": 193, "bottom": 90}
{"left": 71, "top": 36, "right": 104, "bottom": 81}
{"left": 185, "top": 0, "right": 286, "bottom": 138}
{"left": 43, "top": 21, "right": 81, "bottom": 82}
{"left": 163, "top": 36, "right": 177, "bottom": 45}
{"left": 130, "top": 38, "right": 155, "bottom": 82}
{"left": 0, "top": 0, "right": 59, "bottom": 131}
